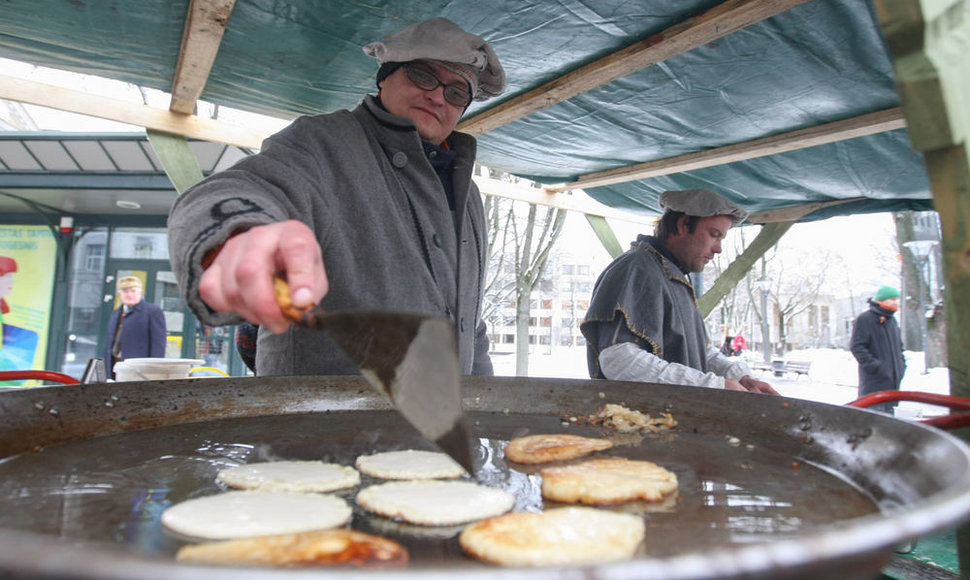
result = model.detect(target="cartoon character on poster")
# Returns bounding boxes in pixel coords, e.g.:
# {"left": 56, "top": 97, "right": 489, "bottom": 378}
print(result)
{"left": 1, "top": 256, "right": 39, "bottom": 372}
{"left": 0, "top": 226, "right": 55, "bottom": 383}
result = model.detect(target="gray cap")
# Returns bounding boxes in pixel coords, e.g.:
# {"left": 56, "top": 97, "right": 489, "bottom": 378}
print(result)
{"left": 659, "top": 189, "right": 748, "bottom": 226}
{"left": 363, "top": 17, "right": 506, "bottom": 101}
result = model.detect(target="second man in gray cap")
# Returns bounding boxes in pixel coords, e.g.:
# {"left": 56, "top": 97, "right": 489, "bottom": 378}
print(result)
{"left": 581, "top": 189, "right": 778, "bottom": 394}
{"left": 168, "top": 18, "right": 505, "bottom": 377}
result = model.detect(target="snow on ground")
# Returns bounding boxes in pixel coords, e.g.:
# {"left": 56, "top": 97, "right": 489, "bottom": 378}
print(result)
{"left": 491, "top": 347, "right": 952, "bottom": 420}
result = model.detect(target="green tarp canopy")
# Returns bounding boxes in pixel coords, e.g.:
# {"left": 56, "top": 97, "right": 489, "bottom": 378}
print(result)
{"left": 0, "top": 0, "right": 935, "bottom": 220}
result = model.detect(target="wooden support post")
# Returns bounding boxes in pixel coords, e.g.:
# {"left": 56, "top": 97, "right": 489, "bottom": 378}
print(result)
{"left": 584, "top": 214, "right": 624, "bottom": 259}
{"left": 146, "top": 130, "right": 205, "bottom": 194}
{"left": 873, "top": 0, "right": 970, "bottom": 572}
{"left": 698, "top": 222, "right": 793, "bottom": 317}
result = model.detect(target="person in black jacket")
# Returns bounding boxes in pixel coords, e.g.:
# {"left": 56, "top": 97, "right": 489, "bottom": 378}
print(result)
{"left": 104, "top": 276, "right": 167, "bottom": 379}
{"left": 850, "top": 285, "right": 906, "bottom": 414}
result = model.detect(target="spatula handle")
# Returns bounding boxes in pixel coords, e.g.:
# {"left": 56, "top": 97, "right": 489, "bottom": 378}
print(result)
{"left": 273, "top": 276, "right": 329, "bottom": 328}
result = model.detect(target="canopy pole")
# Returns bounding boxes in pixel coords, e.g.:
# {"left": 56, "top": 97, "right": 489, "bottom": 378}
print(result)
{"left": 698, "top": 222, "right": 793, "bottom": 318}
{"left": 873, "top": 0, "right": 970, "bottom": 572}
{"left": 584, "top": 215, "right": 624, "bottom": 259}
{"left": 146, "top": 130, "right": 204, "bottom": 194}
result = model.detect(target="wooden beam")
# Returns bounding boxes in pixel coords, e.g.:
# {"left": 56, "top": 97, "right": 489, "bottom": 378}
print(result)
{"left": 474, "top": 176, "right": 655, "bottom": 226}
{"left": 698, "top": 221, "right": 793, "bottom": 317}
{"left": 0, "top": 75, "right": 276, "bottom": 149}
{"left": 146, "top": 130, "right": 205, "bottom": 194}
{"left": 746, "top": 197, "right": 866, "bottom": 224}
{"left": 170, "top": 0, "right": 236, "bottom": 114}
{"left": 872, "top": 0, "right": 970, "bottom": 572}
{"left": 458, "top": 0, "right": 813, "bottom": 136}
{"left": 546, "top": 108, "right": 907, "bottom": 192}
{"left": 585, "top": 215, "right": 625, "bottom": 259}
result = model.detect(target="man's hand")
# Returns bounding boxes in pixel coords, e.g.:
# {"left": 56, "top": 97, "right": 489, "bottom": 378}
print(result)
{"left": 198, "top": 220, "right": 328, "bottom": 334}
{"left": 738, "top": 375, "right": 779, "bottom": 395}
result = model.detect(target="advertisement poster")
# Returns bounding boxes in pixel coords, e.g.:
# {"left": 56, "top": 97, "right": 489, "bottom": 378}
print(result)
{"left": 0, "top": 225, "right": 55, "bottom": 380}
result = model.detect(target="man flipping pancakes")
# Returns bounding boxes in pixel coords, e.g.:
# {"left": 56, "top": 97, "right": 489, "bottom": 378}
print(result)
{"left": 168, "top": 18, "right": 504, "bottom": 378}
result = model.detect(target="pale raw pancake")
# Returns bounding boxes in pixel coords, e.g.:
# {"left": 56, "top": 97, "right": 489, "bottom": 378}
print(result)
{"left": 161, "top": 491, "right": 352, "bottom": 540}
{"left": 217, "top": 461, "right": 360, "bottom": 493}
{"left": 356, "top": 480, "right": 514, "bottom": 526}
{"left": 505, "top": 433, "right": 612, "bottom": 464}
{"left": 540, "top": 457, "right": 678, "bottom": 505}
{"left": 176, "top": 528, "right": 408, "bottom": 568}
{"left": 459, "top": 507, "right": 644, "bottom": 566}
{"left": 355, "top": 450, "right": 466, "bottom": 480}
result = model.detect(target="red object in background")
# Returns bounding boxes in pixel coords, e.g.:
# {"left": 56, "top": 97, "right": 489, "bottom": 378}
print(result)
{"left": 0, "top": 371, "right": 80, "bottom": 385}
{"left": 849, "top": 391, "right": 970, "bottom": 430}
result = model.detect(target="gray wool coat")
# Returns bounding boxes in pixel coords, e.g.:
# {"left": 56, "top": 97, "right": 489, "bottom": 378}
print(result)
{"left": 167, "top": 96, "right": 493, "bottom": 376}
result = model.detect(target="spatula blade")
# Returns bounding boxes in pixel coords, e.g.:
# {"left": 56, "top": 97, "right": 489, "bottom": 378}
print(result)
{"left": 319, "top": 311, "right": 474, "bottom": 474}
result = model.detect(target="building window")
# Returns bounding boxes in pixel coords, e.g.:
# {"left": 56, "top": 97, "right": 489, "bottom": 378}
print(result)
{"left": 84, "top": 244, "right": 105, "bottom": 271}
{"left": 134, "top": 235, "right": 154, "bottom": 257}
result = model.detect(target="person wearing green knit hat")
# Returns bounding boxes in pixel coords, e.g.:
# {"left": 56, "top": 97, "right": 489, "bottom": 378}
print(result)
{"left": 874, "top": 285, "right": 901, "bottom": 303}
{"left": 850, "top": 285, "right": 906, "bottom": 414}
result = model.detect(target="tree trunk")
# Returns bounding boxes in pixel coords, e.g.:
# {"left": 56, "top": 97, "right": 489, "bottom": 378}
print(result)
{"left": 514, "top": 287, "right": 530, "bottom": 376}
{"left": 894, "top": 212, "right": 923, "bottom": 350}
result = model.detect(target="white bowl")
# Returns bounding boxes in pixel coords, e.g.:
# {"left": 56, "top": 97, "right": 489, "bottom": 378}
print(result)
{"left": 113, "top": 358, "right": 205, "bottom": 382}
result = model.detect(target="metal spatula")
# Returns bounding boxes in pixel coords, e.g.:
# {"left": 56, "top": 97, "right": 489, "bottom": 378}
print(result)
{"left": 273, "top": 277, "right": 475, "bottom": 473}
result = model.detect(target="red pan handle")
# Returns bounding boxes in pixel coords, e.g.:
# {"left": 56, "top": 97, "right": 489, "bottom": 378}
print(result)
{"left": 0, "top": 370, "right": 81, "bottom": 385}
{"left": 848, "top": 391, "right": 970, "bottom": 430}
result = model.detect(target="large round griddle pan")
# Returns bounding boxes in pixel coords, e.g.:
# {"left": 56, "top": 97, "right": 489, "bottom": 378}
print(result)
{"left": 2, "top": 375, "right": 970, "bottom": 579}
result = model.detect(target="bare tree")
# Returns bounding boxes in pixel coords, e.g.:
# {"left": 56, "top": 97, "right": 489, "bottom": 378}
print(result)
{"left": 482, "top": 171, "right": 567, "bottom": 376}
{"left": 706, "top": 226, "right": 754, "bottom": 347}
{"left": 511, "top": 203, "right": 567, "bottom": 375}
{"left": 765, "top": 249, "right": 831, "bottom": 353}
{"left": 482, "top": 193, "right": 517, "bottom": 326}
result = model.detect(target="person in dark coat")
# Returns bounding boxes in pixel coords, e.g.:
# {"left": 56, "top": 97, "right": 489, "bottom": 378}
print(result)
{"left": 104, "top": 276, "right": 167, "bottom": 378}
{"left": 850, "top": 285, "right": 906, "bottom": 414}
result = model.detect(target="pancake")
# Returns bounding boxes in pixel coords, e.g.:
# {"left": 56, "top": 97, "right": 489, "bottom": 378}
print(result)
{"left": 504, "top": 433, "right": 612, "bottom": 464}
{"left": 540, "top": 457, "right": 678, "bottom": 505}
{"left": 355, "top": 450, "right": 466, "bottom": 480}
{"left": 161, "top": 491, "right": 352, "bottom": 540}
{"left": 217, "top": 461, "right": 360, "bottom": 493}
{"left": 356, "top": 480, "right": 514, "bottom": 526}
{"left": 459, "top": 507, "right": 645, "bottom": 566}
{"left": 176, "top": 528, "right": 408, "bottom": 568}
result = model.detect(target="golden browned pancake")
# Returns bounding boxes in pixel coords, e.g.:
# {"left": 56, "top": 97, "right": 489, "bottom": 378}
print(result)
{"left": 217, "top": 461, "right": 360, "bottom": 493}
{"left": 176, "top": 528, "right": 408, "bottom": 568}
{"left": 540, "top": 457, "right": 678, "bottom": 505}
{"left": 459, "top": 507, "right": 644, "bottom": 566}
{"left": 356, "top": 480, "right": 514, "bottom": 526}
{"left": 504, "top": 433, "right": 612, "bottom": 464}
{"left": 355, "top": 449, "right": 466, "bottom": 480}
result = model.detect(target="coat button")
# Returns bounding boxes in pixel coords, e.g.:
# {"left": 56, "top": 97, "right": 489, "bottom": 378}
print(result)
{"left": 392, "top": 152, "right": 407, "bottom": 167}
{"left": 460, "top": 317, "right": 466, "bottom": 332}
{"left": 432, "top": 233, "right": 442, "bottom": 248}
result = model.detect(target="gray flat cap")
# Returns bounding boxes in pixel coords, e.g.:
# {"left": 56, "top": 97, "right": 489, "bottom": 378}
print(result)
{"left": 659, "top": 189, "right": 748, "bottom": 226}
{"left": 363, "top": 17, "right": 506, "bottom": 101}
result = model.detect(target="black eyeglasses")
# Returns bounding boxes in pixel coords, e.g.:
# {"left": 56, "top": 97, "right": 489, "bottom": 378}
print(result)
{"left": 403, "top": 63, "right": 472, "bottom": 108}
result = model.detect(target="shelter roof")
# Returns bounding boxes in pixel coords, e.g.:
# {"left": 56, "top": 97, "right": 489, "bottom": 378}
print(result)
{"left": 0, "top": 0, "right": 936, "bottom": 222}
